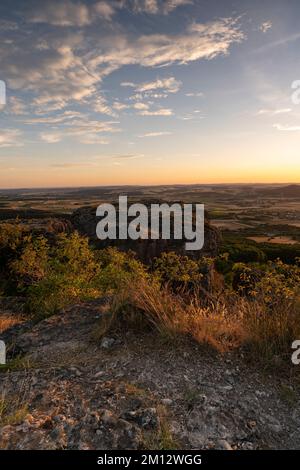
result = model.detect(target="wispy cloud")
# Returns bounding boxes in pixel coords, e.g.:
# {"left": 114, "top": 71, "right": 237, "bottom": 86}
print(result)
{"left": 0, "top": 14, "right": 243, "bottom": 115}
{"left": 27, "top": 0, "right": 115, "bottom": 26}
{"left": 257, "top": 108, "right": 292, "bottom": 116}
{"left": 37, "top": 115, "right": 120, "bottom": 144}
{"left": 133, "top": 102, "right": 149, "bottom": 110}
{"left": 0, "top": 129, "right": 23, "bottom": 147}
{"left": 50, "top": 161, "right": 100, "bottom": 168}
{"left": 130, "top": 0, "right": 193, "bottom": 15}
{"left": 112, "top": 101, "right": 130, "bottom": 111}
{"left": 139, "top": 131, "right": 172, "bottom": 137}
{"left": 254, "top": 32, "right": 300, "bottom": 53}
{"left": 135, "top": 77, "right": 182, "bottom": 94}
{"left": 185, "top": 92, "right": 204, "bottom": 97}
{"left": 138, "top": 108, "right": 173, "bottom": 116}
{"left": 40, "top": 132, "right": 62, "bottom": 143}
{"left": 259, "top": 21, "right": 272, "bottom": 33}
{"left": 93, "top": 96, "right": 117, "bottom": 117}
{"left": 273, "top": 123, "right": 300, "bottom": 132}
{"left": 9, "top": 97, "right": 27, "bottom": 115}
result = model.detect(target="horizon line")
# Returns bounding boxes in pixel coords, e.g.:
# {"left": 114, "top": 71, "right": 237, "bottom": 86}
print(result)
{"left": 0, "top": 182, "right": 300, "bottom": 192}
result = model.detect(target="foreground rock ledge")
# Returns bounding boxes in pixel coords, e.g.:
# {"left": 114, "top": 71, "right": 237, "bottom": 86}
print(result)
{"left": 0, "top": 300, "right": 299, "bottom": 450}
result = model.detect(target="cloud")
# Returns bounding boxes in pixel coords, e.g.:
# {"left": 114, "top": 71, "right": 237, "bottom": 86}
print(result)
{"left": 40, "top": 132, "right": 62, "bottom": 143}
{"left": 132, "top": 0, "right": 159, "bottom": 14}
{"left": 115, "top": 99, "right": 173, "bottom": 116}
{"left": 138, "top": 108, "right": 173, "bottom": 116}
{"left": 93, "top": 96, "right": 117, "bottom": 116}
{"left": 185, "top": 92, "right": 204, "bottom": 97}
{"left": 1, "top": 33, "right": 101, "bottom": 111}
{"left": 0, "top": 14, "right": 243, "bottom": 118}
{"left": 24, "top": 111, "right": 83, "bottom": 124}
{"left": 253, "top": 32, "right": 300, "bottom": 54}
{"left": 37, "top": 115, "right": 120, "bottom": 144}
{"left": 78, "top": 134, "right": 110, "bottom": 144}
{"left": 139, "top": 131, "right": 172, "bottom": 137}
{"left": 133, "top": 102, "right": 149, "bottom": 110}
{"left": 260, "top": 21, "right": 272, "bottom": 33}
{"left": 51, "top": 161, "right": 100, "bottom": 168}
{"left": 121, "top": 77, "right": 181, "bottom": 97}
{"left": 163, "top": 0, "right": 193, "bottom": 14}
{"left": 94, "top": 17, "right": 244, "bottom": 69}
{"left": 0, "top": 129, "right": 23, "bottom": 147}
{"left": 179, "top": 111, "right": 204, "bottom": 120}
{"left": 120, "top": 82, "right": 136, "bottom": 88}
{"left": 93, "top": 2, "right": 116, "bottom": 20}
{"left": 9, "top": 97, "right": 27, "bottom": 115}
{"left": 27, "top": 0, "right": 115, "bottom": 26}
{"left": 112, "top": 101, "right": 129, "bottom": 111}
{"left": 111, "top": 153, "right": 144, "bottom": 165}
{"left": 136, "top": 77, "right": 182, "bottom": 94}
{"left": 130, "top": 0, "right": 192, "bottom": 15}
{"left": 112, "top": 153, "right": 144, "bottom": 160}
{"left": 63, "top": 118, "right": 120, "bottom": 135}
{"left": 273, "top": 123, "right": 300, "bottom": 132}
{"left": 258, "top": 108, "right": 292, "bottom": 115}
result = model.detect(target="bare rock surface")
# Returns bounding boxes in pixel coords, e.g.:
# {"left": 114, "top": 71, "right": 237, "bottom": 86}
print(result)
{"left": 0, "top": 300, "right": 300, "bottom": 450}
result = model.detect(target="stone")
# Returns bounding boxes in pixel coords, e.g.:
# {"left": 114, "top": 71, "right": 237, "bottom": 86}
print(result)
{"left": 217, "top": 439, "right": 233, "bottom": 450}
{"left": 100, "top": 337, "right": 115, "bottom": 349}
{"left": 161, "top": 398, "right": 173, "bottom": 406}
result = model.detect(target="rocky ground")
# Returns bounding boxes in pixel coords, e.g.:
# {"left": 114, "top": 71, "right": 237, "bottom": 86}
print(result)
{"left": 0, "top": 299, "right": 299, "bottom": 450}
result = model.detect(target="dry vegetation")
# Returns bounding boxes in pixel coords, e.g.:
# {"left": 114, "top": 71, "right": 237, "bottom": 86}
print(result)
{"left": 98, "top": 271, "right": 300, "bottom": 366}
{"left": 0, "top": 314, "right": 22, "bottom": 334}
{"left": 1, "top": 222, "right": 300, "bottom": 370}
{"left": 0, "top": 375, "right": 30, "bottom": 427}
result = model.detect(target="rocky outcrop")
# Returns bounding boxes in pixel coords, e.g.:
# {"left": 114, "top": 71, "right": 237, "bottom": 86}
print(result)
{"left": 0, "top": 301, "right": 299, "bottom": 450}
{"left": 71, "top": 205, "right": 221, "bottom": 263}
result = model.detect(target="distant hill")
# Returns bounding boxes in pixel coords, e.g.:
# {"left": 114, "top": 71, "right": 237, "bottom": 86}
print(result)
{"left": 260, "top": 184, "right": 300, "bottom": 198}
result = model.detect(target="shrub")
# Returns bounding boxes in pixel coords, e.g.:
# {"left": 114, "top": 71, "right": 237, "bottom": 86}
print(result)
{"left": 0, "top": 222, "right": 30, "bottom": 293}
{"left": 95, "top": 247, "right": 149, "bottom": 292}
{"left": 153, "top": 252, "right": 202, "bottom": 288}
{"left": 22, "top": 232, "right": 101, "bottom": 317}
{"left": 0, "top": 222, "right": 26, "bottom": 264}
{"left": 10, "top": 236, "right": 49, "bottom": 288}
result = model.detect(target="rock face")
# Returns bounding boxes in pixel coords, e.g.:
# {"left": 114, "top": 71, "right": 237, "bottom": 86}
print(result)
{"left": 71, "top": 205, "right": 221, "bottom": 263}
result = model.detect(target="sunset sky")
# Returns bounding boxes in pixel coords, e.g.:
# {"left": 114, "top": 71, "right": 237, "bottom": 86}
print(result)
{"left": 0, "top": 0, "right": 300, "bottom": 188}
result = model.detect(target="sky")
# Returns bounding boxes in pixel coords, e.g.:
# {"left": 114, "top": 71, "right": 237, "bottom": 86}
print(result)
{"left": 0, "top": 0, "right": 300, "bottom": 188}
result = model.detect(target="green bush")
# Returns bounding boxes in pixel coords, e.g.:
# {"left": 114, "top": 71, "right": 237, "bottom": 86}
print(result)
{"left": 153, "top": 252, "right": 203, "bottom": 288}
{"left": 0, "top": 223, "right": 32, "bottom": 293}
{"left": 10, "top": 236, "right": 49, "bottom": 288}
{"left": 95, "top": 247, "right": 149, "bottom": 292}
{"left": 12, "top": 232, "right": 101, "bottom": 317}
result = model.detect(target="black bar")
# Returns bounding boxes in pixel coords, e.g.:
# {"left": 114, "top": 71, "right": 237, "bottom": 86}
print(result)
{"left": 0, "top": 450, "right": 298, "bottom": 468}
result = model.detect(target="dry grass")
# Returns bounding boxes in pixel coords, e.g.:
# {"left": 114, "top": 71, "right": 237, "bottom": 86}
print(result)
{"left": 0, "top": 314, "right": 23, "bottom": 334}
{"left": 98, "top": 280, "right": 245, "bottom": 352}
{"left": 142, "top": 404, "right": 180, "bottom": 450}
{"left": 241, "top": 295, "right": 300, "bottom": 363}
{"left": 98, "top": 279, "right": 300, "bottom": 364}
{"left": 0, "top": 375, "right": 30, "bottom": 427}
